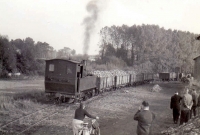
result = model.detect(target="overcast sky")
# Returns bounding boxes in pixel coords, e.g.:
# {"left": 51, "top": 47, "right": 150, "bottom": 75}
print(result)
{"left": 0, "top": 0, "right": 200, "bottom": 55}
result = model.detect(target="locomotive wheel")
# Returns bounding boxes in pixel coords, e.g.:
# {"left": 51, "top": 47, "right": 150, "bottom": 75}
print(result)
{"left": 83, "top": 95, "right": 89, "bottom": 101}
{"left": 60, "top": 96, "right": 65, "bottom": 103}
{"left": 95, "top": 89, "right": 99, "bottom": 96}
{"left": 92, "top": 89, "right": 95, "bottom": 97}
{"left": 55, "top": 97, "right": 62, "bottom": 104}
{"left": 65, "top": 97, "right": 74, "bottom": 104}
{"left": 89, "top": 92, "right": 92, "bottom": 98}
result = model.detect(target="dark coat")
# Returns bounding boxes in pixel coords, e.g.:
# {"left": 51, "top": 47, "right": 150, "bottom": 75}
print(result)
{"left": 74, "top": 104, "right": 96, "bottom": 121}
{"left": 134, "top": 110, "right": 155, "bottom": 135}
{"left": 197, "top": 95, "right": 200, "bottom": 107}
{"left": 192, "top": 92, "right": 199, "bottom": 107}
{"left": 170, "top": 94, "right": 182, "bottom": 110}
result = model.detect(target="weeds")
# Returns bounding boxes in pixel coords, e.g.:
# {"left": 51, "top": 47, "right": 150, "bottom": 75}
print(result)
{"left": 0, "top": 91, "right": 48, "bottom": 126}
{"left": 13, "top": 91, "right": 46, "bottom": 103}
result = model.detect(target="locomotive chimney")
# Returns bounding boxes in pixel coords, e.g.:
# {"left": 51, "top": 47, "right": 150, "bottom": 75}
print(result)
{"left": 82, "top": 60, "right": 87, "bottom": 66}
{"left": 81, "top": 60, "right": 87, "bottom": 77}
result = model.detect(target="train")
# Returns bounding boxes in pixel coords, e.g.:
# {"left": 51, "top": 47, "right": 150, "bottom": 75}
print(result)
{"left": 44, "top": 59, "right": 183, "bottom": 103}
{"left": 44, "top": 59, "right": 154, "bottom": 102}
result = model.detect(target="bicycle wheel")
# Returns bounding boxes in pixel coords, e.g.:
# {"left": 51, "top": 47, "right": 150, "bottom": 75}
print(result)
{"left": 94, "top": 127, "right": 100, "bottom": 135}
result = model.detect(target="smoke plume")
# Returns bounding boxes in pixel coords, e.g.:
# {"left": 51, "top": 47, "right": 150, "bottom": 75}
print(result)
{"left": 83, "top": 0, "right": 99, "bottom": 55}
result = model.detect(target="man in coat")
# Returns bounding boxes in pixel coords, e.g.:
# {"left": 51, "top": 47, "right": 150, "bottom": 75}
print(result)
{"left": 134, "top": 101, "right": 155, "bottom": 135}
{"left": 72, "top": 103, "right": 99, "bottom": 135}
{"left": 170, "top": 92, "right": 182, "bottom": 124}
{"left": 180, "top": 87, "right": 193, "bottom": 125}
{"left": 197, "top": 93, "right": 200, "bottom": 116}
{"left": 190, "top": 89, "right": 199, "bottom": 117}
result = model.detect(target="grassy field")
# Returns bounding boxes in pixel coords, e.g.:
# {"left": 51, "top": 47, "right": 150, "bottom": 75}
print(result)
{"left": 0, "top": 77, "right": 44, "bottom": 92}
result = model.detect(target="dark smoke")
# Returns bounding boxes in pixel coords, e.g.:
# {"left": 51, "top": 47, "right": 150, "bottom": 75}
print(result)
{"left": 83, "top": 0, "right": 99, "bottom": 55}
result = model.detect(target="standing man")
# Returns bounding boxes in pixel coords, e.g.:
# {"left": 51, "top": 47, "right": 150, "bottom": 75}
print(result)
{"left": 134, "top": 101, "right": 155, "bottom": 135}
{"left": 191, "top": 89, "right": 199, "bottom": 118}
{"left": 180, "top": 87, "right": 193, "bottom": 125}
{"left": 197, "top": 92, "right": 200, "bottom": 116}
{"left": 170, "top": 92, "right": 182, "bottom": 124}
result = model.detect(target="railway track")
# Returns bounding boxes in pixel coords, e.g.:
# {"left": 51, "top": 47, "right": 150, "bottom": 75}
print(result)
{"left": 0, "top": 104, "right": 68, "bottom": 135}
{"left": 16, "top": 111, "right": 58, "bottom": 135}
{"left": 0, "top": 105, "right": 54, "bottom": 129}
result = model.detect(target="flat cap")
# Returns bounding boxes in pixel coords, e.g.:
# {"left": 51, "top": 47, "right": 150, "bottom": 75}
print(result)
{"left": 142, "top": 101, "right": 149, "bottom": 107}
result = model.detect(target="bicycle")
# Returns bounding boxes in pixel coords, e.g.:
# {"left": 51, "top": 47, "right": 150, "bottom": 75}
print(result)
{"left": 78, "top": 119, "right": 100, "bottom": 135}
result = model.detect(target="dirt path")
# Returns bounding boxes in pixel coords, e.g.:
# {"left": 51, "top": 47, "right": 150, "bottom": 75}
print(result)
{"left": 98, "top": 82, "right": 186, "bottom": 135}
{"left": 34, "top": 82, "right": 185, "bottom": 135}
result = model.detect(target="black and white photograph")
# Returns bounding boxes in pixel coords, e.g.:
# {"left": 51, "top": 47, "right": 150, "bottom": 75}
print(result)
{"left": 0, "top": 0, "right": 200, "bottom": 135}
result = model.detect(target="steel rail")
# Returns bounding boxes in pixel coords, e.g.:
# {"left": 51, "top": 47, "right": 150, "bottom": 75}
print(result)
{"left": 0, "top": 105, "right": 55, "bottom": 129}
{"left": 16, "top": 111, "right": 58, "bottom": 135}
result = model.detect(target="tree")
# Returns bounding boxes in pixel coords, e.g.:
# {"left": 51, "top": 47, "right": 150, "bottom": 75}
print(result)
{"left": 57, "top": 47, "right": 75, "bottom": 58}
{"left": 35, "top": 41, "right": 55, "bottom": 59}
{"left": 10, "top": 38, "right": 36, "bottom": 74}
{"left": 98, "top": 24, "right": 200, "bottom": 73}
{"left": 0, "top": 35, "right": 16, "bottom": 75}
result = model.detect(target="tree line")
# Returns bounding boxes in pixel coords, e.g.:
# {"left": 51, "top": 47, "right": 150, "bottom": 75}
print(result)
{"left": 98, "top": 24, "right": 200, "bottom": 73}
{"left": 0, "top": 36, "right": 76, "bottom": 77}
{"left": 1, "top": 24, "right": 200, "bottom": 77}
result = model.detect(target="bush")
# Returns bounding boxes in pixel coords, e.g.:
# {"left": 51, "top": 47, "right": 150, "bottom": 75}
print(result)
{"left": 0, "top": 70, "right": 10, "bottom": 78}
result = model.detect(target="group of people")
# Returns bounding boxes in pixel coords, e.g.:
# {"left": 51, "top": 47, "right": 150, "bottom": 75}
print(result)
{"left": 72, "top": 87, "right": 200, "bottom": 135}
{"left": 170, "top": 87, "right": 200, "bottom": 125}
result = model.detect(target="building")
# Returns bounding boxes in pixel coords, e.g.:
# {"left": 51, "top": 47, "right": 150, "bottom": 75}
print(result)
{"left": 193, "top": 55, "right": 200, "bottom": 81}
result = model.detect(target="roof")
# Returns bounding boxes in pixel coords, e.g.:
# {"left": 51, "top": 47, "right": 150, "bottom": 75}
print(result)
{"left": 193, "top": 55, "right": 200, "bottom": 60}
{"left": 46, "top": 58, "right": 81, "bottom": 64}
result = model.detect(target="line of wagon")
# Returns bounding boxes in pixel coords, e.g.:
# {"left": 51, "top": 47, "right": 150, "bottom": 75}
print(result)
{"left": 44, "top": 59, "right": 180, "bottom": 103}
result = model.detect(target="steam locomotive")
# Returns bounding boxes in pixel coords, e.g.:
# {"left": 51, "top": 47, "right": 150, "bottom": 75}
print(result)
{"left": 44, "top": 59, "right": 154, "bottom": 102}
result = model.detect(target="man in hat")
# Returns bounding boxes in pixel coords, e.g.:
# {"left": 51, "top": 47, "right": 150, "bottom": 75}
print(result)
{"left": 134, "top": 101, "right": 155, "bottom": 135}
{"left": 72, "top": 102, "right": 99, "bottom": 135}
{"left": 197, "top": 93, "right": 200, "bottom": 116}
{"left": 170, "top": 92, "right": 182, "bottom": 124}
{"left": 190, "top": 88, "right": 199, "bottom": 118}
{"left": 180, "top": 87, "right": 193, "bottom": 125}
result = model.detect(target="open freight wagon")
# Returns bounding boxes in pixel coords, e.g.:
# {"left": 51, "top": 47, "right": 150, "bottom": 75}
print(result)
{"left": 159, "top": 72, "right": 177, "bottom": 81}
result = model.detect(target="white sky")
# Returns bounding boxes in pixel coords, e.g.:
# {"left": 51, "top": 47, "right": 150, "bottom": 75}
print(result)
{"left": 0, "top": 0, "right": 200, "bottom": 55}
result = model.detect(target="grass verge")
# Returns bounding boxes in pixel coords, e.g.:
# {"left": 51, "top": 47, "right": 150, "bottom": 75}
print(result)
{"left": 0, "top": 91, "right": 48, "bottom": 126}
